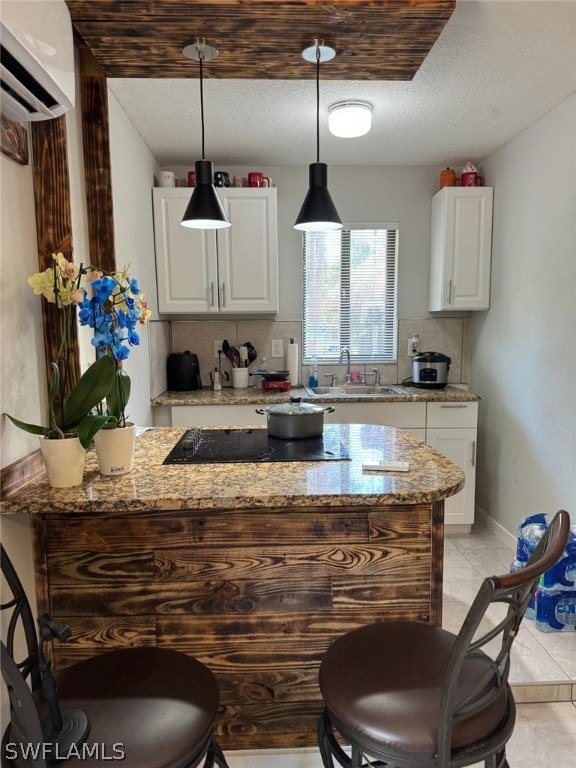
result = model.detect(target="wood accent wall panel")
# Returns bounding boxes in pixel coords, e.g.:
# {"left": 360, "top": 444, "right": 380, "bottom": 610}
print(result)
{"left": 79, "top": 45, "right": 116, "bottom": 272}
{"left": 31, "top": 117, "right": 79, "bottom": 397}
{"left": 38, "top": 503, "right": 443, "bottom": 749}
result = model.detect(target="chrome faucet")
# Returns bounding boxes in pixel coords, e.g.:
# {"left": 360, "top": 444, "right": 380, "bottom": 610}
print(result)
{"left": 339, "top": 347, "right": 351, "bottom": 383}
{"left": 324, "top": 372, "right": 338, "bottom": 386}
{"left": 371, "top": 367, "right": 381, "bottom": 386}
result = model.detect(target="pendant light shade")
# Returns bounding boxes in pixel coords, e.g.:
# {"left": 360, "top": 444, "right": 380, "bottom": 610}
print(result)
{"left": 294, "top": 163, "right": 342, "bottom": 231}
{"left": 181, "top": 39, "right": 230, "bottom": 230}
{"left": 294, "top": 40, "right": 342, "bottom": 232}
{"left": 181, "top": 160, "right": 230, "bottom": 229}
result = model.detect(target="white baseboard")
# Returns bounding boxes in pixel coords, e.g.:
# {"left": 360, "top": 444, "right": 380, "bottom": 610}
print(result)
{"left": 475, "top": 505, "right": 517, "bottom": 550}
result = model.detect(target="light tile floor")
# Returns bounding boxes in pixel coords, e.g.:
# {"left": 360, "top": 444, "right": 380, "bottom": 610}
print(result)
{"left": 225, "top": 523, "right": 576, "bottom": 767}
{"left": 444, "top": 523, "right": 576, "bottom": 687}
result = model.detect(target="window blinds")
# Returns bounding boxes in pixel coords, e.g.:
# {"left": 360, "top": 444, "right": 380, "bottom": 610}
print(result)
{"left": 303, "top": 226, "right": 398, "bottom": 363}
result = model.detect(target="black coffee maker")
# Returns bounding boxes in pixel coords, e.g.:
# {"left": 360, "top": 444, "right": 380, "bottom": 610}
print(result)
{"left": 167, "top": 351, "right": 202, "bottom": 391}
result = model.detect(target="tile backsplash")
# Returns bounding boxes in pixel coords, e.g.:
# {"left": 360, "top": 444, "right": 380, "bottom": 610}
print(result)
{"left": 153, "top": 317, "right": 470, "bottom": 391}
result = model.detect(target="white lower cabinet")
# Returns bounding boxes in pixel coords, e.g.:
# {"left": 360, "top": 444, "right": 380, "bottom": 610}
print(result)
{"left": 171, "top": 404, "right": 265, "bottom": 427}
{"left": 425, "top": 402, "right": 478, "bottom": 528}
{"left": 323, "top": 402, "right": 426, "bottom": 439}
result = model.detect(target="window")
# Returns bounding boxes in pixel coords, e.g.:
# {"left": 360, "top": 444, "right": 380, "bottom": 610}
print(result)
{"left": 302, "top": 225, "right": 398, "bottom": 363}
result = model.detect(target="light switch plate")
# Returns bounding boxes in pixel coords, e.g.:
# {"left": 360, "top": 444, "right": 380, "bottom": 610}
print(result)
{"left": 271, "top": 339, "right": 284, "bottom": 358}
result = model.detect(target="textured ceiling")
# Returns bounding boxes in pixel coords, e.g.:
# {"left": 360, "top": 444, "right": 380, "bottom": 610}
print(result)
{"left": 97, "top": 1, "right": 576, "bottom": 167}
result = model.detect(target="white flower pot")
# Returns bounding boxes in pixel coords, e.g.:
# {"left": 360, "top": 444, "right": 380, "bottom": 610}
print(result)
{"left": 94, "top": 423, "right": 136, "bottom": 476}
{"left": 39, "top": 436, "right": 86, "bottom": 488}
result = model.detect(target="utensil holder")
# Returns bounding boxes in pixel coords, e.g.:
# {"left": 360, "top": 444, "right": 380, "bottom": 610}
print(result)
{"left": 231, "top": 368, "right": 249, "bottom": 388}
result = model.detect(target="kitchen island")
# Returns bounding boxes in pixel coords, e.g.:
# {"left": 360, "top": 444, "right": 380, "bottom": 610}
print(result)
{"left": 1, "top": 425, "right": 464, "bottom": 750}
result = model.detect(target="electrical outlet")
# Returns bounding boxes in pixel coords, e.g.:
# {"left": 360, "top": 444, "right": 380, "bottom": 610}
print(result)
{"left": 271, "top": 339, "right": 284, "bottom": 358}
{"left": 407, "top": 334, "right": 420, "bottom": 357}
{"left": 214, "top": 340, "right": 223, "bottom": 357}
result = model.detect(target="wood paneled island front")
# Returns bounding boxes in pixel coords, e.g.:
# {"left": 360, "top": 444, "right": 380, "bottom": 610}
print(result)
{"left": 1, "top": 425, "right": 464, "bottom": 750}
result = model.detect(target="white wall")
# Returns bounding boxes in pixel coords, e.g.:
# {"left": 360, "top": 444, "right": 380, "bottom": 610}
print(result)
{"left": 0, "top": 139, "right": 40, "bottom": 726}
{"left": 107, "top": 91, "right": 160, "bottom": 427}
{"left": 470, "top": 94, "right": 576, "bottom": 537}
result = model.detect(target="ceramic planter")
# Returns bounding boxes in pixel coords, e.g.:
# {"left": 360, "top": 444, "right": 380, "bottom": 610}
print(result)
{"left": 94, "top": 423, "right": 136, "bottom": 475}
{"left": 39, "top": 436, "right": 86, "bottom": 488}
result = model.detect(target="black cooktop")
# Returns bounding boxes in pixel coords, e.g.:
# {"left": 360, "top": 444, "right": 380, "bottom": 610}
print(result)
{"left": 163, "top": 426, "right": 350, "bottom": 464}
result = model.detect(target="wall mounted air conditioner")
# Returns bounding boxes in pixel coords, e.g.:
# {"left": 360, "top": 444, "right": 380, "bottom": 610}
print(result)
{"left": 1, "top": 0, "right": 75, "bottom": 122}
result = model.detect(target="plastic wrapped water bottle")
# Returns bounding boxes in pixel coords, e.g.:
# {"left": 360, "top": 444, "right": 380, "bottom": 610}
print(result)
{"left": 539, "top": 525, "right": 576, "bottom": 590}
{"left": 510, "top": 513, "right": 549, "bottom": 571}
{"left": 510, "top": 513, "right": 549, "bottom": 619}
{"left": 534, "top": 587, "right": 576, "bottom": 632}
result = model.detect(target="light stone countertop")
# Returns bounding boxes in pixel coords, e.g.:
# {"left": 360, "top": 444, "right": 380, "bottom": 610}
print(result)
{"left": 152, "top": 384, "right": 480, "bottom": 407}
{"left": 0, "top": 425, "right": 465, "bottom": 516}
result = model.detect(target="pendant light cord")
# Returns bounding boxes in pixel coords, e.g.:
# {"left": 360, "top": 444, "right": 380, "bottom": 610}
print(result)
{"left": 316, "top": 45, "right": 320, "bottom": 163}
{"left": 199, "top": 51, "right": 206, "bottom": 160}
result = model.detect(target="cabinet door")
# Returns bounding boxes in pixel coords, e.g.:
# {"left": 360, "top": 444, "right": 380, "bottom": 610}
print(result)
{"left": 217, "top": 189, "right": 279, "bottom": 313}
{"left": 426, "top": 428, "right": 476, "bottom": 525}
{"left": 153, "top": 189, "right": 218, "bottom": 313}
{"left": 429, "top": 187, "right": 493, "bottom": 311}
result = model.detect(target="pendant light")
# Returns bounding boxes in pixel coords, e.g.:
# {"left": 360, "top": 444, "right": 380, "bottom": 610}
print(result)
{"left": 181, "top": 38, "right": 230, "bottom": 230}
{"left": 294, "top": 40, "right": 342, "bottom": 232}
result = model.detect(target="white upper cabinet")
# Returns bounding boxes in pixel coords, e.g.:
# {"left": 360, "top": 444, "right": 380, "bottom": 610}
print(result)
{"left": 429, "top": 187, "right": 493, "bottom": 311}
{"left": 153, "top": 187, "right": 278, "bottom": 314}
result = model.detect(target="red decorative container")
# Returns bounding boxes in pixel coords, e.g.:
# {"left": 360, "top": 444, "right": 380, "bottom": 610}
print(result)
{"left": 461, "top": 171, "right": 479, "bottom": 186}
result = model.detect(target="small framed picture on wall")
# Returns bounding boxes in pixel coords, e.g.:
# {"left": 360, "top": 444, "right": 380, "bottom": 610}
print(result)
{"left": 1, "top": 115, "right": 29, "bottom": 165}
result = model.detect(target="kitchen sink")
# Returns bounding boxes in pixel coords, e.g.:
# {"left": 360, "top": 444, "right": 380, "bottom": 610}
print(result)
{"left": 304, "top": 385, "right": 406, "bottom": 397}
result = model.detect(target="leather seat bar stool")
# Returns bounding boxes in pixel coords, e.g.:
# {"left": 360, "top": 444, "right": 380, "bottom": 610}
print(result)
{"left": 1, "top": 544, "right": 230, "bottom": 768}
{"left": 317, "top": 510, "right": 570, "bottom": 768}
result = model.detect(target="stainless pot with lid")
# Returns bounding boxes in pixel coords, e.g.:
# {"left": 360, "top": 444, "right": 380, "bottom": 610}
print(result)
{"left": 255, "top": 397, "right": 335, "bottom": 439}
{"left": 411, "top": 351, "right": 451, "bottom": 389}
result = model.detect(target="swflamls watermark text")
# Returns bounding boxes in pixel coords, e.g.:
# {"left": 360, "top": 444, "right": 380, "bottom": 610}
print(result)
{"left": 4, "top": 742, "right": 126, "bottom": 761}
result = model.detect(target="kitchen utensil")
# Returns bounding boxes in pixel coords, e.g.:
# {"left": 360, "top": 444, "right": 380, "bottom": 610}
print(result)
{"left": 255, "top": 397, "right": 335, "bottom": 439}
{"left": 246, "top": 344, "right": 257, "bottom": 366}
{"left": 222, "top": 340, "right": 236, "bottom": 367}
{"left": 167, "top": 351, "right": 202, "bottom": 390}
{"left": 251, "top": 370, "right": 290, "bottom": 381}
{"left": 409, "top": 351, "right": 451, "bottom": 389}
{"left": 239, "top": 345, "right": 248, "bottom": 367}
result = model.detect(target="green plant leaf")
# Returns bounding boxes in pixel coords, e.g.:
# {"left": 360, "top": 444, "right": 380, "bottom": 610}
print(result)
{"left": 3, "top": 413, "right": 50, "bottom": 437}
{"left": 106, "top": 369, "right": 131, "bottom": 422}
{"left": 62, "top": 356, "right": 116, "bottom": 428}
{"left": 76, "top": 413, "right": 115, "bottom": 449}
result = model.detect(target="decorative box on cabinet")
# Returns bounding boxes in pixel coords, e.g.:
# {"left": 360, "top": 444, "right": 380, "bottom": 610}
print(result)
{"left": 153, "top": 187, "right": 278, "bottom": 314}
{"left": 429, "top": 186, "right": 493, "bottom": 311}
{"left": 426, "top": 402, "right": 478, "bottom": 528}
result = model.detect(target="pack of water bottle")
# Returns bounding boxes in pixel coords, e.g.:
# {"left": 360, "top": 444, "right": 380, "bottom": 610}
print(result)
{"left": 510, "top": 513, "right": 576, "bottom": 632}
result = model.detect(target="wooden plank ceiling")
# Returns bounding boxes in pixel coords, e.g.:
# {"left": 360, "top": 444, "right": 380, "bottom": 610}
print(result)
{"left": 64, "top": 0, "right": 455, "bottom": 81}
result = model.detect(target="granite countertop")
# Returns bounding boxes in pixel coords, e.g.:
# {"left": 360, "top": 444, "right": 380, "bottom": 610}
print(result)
{"left": 152, "top": 384, "right": 480, "bottom": 407}
{"left": 0, "top": 425, "right": 464, "bottom": 515}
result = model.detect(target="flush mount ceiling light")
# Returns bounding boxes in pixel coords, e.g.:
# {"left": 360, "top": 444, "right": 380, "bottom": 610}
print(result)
{"left": 294, "top": 39, "right": 342, "bottom": 232}
{"left": 181, "top": 38, "right": 230, "bottom": 230}
{"left": 328, "top": 100, "right": 373, "bottom": 138}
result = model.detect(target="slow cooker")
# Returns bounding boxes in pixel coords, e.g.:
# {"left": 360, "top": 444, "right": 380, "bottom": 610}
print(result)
{"left": 409, "top": 351, "right": 451, "bottom": 389}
